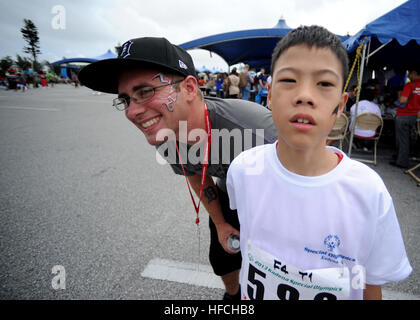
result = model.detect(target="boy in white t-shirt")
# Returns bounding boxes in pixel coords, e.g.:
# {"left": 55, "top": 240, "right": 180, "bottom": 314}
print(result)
{"left": 226, "top": 25, "right": 412, "bottom": 300}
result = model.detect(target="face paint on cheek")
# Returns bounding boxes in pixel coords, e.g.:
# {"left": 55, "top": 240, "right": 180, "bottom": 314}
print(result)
{"left": 332, "top": 105, "right": 339, "bottom": 115}
{"left": 152, "top": 73, "right": 178, "bottom": 112}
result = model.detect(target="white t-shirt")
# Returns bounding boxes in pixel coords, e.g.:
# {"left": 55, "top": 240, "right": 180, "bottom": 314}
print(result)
{"left": 349, "top": 100, "right": 382, "bottom": 138}
{"left": 226, "top": 143, "right": 412, "bottom": 300}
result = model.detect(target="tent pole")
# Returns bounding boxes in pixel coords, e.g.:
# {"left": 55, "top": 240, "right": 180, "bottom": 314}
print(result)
{"left": 348, "top": 41, "right": 368, "bottom": 157}
{"left": 367, "top": 39, "right": 392, "bottom": 59}
{"left": 366, "top": 38, "right": 371, "bottom": 66}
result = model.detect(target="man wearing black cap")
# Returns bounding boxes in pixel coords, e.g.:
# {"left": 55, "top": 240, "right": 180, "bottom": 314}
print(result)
{"left": 79, "top": 37, "right": 277, "bottom": 300}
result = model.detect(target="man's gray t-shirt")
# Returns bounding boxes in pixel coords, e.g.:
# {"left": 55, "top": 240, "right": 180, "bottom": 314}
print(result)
{"left": 156, "top": 97, "right": 277, "bottom": 192}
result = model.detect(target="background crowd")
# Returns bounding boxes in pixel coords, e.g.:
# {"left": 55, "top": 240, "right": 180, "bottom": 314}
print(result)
{"left": 197, "top": 64, "right": 271, "bottom": 107}
{"left": 0, "top": 65, "right": 80, "bottom": 91}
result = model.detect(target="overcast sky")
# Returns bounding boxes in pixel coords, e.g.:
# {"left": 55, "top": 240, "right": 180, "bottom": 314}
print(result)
{"left": 0, "top": 0, "right": 407, "bottom": 71}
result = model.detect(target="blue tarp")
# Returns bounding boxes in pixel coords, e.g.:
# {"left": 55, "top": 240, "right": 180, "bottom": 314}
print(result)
{"left": 180, "top": 19, "right": 348, "bottom": 71}
{"left": 94, "top": 49, "right": 117, "bottom": 60}
{"left": 179, "top": 19, "right": 292, "bottom": 70}
{"left": 343, "top": 0, "right": 420, "bottom": 68}
{"left": 52, "top": 57, "right": 97, "bottom": 65}
{"left": 52, "top": 49, "right": 117, "bottom": 66}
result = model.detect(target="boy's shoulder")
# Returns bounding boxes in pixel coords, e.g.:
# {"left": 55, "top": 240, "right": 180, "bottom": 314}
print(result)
{"left": 229, "top": 143, "right": 273, "bottom": 172}
{"left": 235, "top": 141, "right": 272, "bottom": 156}
{"left": 345, "top": 154, "right": 385, "bottom": 181}
{"left": 336, "top": 151, "right": 390, "bottom": 199}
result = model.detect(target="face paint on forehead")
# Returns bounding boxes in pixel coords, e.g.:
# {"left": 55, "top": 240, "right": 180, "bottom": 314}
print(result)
{"left": 152, "top": 73, "right": 178, "bottom": 112}
{"left": 152, "top": 73, "right": 170, "bottom": 84}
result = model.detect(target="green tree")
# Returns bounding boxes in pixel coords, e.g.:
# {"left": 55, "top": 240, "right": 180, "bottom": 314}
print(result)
{"left": 0, "top": 56, "right": 14, "bottom": 73}
{"left": 15, "top": 54, "right": 32, "bottom": 71}
{"left": 20, "top": 19, "right": 41, "bottom": 68}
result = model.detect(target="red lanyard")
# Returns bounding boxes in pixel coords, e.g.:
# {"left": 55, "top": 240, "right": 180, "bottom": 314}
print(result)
{"left": 175, "top": 103, "right": 211, "bottom": 225}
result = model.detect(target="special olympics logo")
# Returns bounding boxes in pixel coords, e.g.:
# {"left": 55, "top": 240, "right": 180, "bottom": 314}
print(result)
{"left": 324, "top": 235, "right": 341, "bottom": 252}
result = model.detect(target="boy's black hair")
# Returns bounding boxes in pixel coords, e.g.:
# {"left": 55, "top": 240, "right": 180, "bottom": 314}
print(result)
{"left": 270, "top": 25, "right": 349, "bottom": 89}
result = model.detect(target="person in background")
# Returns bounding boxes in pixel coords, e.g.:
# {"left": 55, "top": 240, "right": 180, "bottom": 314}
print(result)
{"left": 227, "top": 68, "right": 240, "bottom": 99}
{"left": 222, "top": 72, "right": 229, "bottom": 98}
{"left": 40, "top": 72, "right": 48, "bottom": 87}
{"left": 349, "top": 86, "right": 382, "bottom": 151}
{"left": 256, "top": 80, "right": 269, "bottom": 107}
{"left": 205, "top": 75, "right": 216, "bottom": 96}
{"left": 16, "top": 73, "right": 27, "bottom": 92}
{"left": 33, "top": 73, "right": 40, "bottom": 88}
{"left": 46, "top": 71, "right": 55, "bottom": 87}
{"left": 23, "top": 67, "right": 33, "bottom": 89}
{"left": 390, "top": 65, "right": 420, "bottom": 169}
{"left": 71, "top": 72, "right": 79, "bottom": 88}
{"left": 0, "top": 72, "right": 7, "bottom": 87}
{"left": 257, "top": 68, "right": 266, "bottom": 93}
{"left": 239, "top": 64, "right": 252, "bottom": 101}
{"left": 383, "top": 86, "right": 403, "bottom": 117}
{"left": 216, "top": 73, "right": 224, "bottom": 98}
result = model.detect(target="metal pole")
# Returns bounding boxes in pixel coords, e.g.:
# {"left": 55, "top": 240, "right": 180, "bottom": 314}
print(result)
{"left": 348, "top": 41, "right": 368, "bottom": 157}
{"left": 367, "top": 39, "right": 392, "bottom": 59}
{"left": 365, "top": 38, "right": 371, "bottom": 66}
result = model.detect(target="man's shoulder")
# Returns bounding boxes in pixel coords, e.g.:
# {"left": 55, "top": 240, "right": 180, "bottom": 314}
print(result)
{"left": 205, "top": 97, "right": 277, "bottom": 142}
{"left": 205, "top": 96, "right": 272, "bottom": 121}
{"left": 206, "top": 95, "right": 262, "bottom": 108}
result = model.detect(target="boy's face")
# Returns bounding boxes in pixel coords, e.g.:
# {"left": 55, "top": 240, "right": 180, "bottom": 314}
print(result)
{"left": 268, "top": 44, "right": 348, "bottom": 151}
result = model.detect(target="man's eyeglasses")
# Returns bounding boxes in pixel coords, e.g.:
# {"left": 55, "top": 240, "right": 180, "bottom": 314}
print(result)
{"left": 112, "top": 79, "right": 184, "bottom": 111}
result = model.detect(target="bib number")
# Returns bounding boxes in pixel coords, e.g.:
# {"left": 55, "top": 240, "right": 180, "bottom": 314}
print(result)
{"left": 243, "top": 241, "right": 350, "bottom": 300}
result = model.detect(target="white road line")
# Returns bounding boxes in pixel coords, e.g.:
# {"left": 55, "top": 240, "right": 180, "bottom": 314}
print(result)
{"left": 0, "top": 106, "right": 59, "bottom": 111}
{"left": 141, "top": 258, "right": 420, "bottom": 300}
{"left": 141, "top": 258, "right": 224, "bottom": 289}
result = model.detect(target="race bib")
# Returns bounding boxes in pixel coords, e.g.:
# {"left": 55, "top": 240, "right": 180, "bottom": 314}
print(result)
{"left": 242, "top": 240, "right": 350, "bottom": 300}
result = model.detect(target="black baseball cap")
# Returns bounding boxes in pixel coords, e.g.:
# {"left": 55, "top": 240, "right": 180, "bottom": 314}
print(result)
{"left": 79, "top": 37, "right": 197, "bottom": 94}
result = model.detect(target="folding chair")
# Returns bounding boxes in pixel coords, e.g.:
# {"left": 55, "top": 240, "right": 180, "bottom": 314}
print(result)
{"left": 351, "top": 112, "right": 383, "bottom": 165}
{"left": 405, "top": 114, "right": 420, "bottom": 186}
{"left": 327, "top": 113, "right": 349, "bottom": 150}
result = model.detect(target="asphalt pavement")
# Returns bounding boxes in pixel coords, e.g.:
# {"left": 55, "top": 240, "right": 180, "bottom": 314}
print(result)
{"left": 0, "top": 84, "right": 418, "bottom": 300}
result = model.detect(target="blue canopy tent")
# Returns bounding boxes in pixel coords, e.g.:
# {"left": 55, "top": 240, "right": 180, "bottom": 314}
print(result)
{"left": 343, "top": 0, "right": 420, "bottom": 157}
{"left": 179, "top": 19, "right": 292, "bottom": 71}
{"left": 94, "top": 49, "right": 118, "bottom": 61}
{"left": 52, "top": 49, "right": 117, "bottom": 78}
{"left": 344, "top": 0, "right": 420, "bottom": 69}
{"left": 180, "top": 19, "right": 348, "bottom": 71}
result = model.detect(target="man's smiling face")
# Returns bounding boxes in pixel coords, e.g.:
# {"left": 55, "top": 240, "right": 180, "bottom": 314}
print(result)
{"left": 118, "top": 69, "right": 188, "bottom": 145}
